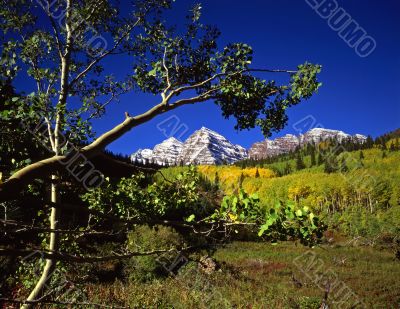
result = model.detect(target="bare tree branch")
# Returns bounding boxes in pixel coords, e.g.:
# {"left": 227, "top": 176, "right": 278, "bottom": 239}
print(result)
{"left": 161, "top": 46, "right": 172, "bottom": 101}
{"left": 170, "top": 86, "right": 222, "bottom": 107}
{"left": 0, "top": 246, "right": 198, "bottom": 263}
{"left": 0, "top": 66, "right": 298, "bottom": 201}
{"left": 0, "top": 298, "right": 128, "bottom": 309}
{"left": 40, "top": 0, "right": 63, "bottom": 58}
{"left": 69, "top": 18, "right": 141, "bottom": 89}
{"left": 170, "top": 68, "right": 295, "bottom": 98}
{"left": 171, "top": 72, "right": 226, "bottom": 96}
{"left": 0, "top": 219, "right": 124, "bottom": 236}
{"left": 248, "top": 68, "right": 297, "bottom": 74}
{"left": 44, "top": 116, "right": 56, "bottom": 151}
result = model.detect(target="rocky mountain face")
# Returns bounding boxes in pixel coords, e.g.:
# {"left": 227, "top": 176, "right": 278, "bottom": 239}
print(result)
{"left": 301, "top": 128, "right": 366, "bottom": 144}
{"left": 131, "top": 127, "right": 247, "bottom": 165}
{"left": 131, "top": 127, "right": 367, "bottom": 165}
{"left": 177, "top": 127, "right": 247, "bottom": 165}
{"left": 249, "top": 128, "right": 367, "bottom": 159}
{"left": 249, "top": 134, "right": 299, "bottom": 159}
{"left": 131, "top": 148, "right": 155, "bottom": 164}
{"left": 131, "top": 137, "right": 183, "bottom": 165}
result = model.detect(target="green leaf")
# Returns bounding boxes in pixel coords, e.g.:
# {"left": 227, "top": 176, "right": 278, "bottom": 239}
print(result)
{"left": 186, "top": 214, "right": 196, "bottom": 222}
{"left": 148, "top": 68, "right": 157, "bottom": 77}
{"left": 258, "top": 223, "right": 269, "bottom": 236}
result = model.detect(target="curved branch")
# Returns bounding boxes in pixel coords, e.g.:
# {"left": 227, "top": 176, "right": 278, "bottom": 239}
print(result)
{"left": 0, "top": 152, "right": 142, "bottom": 201}
{"left": 170, "top": 68, "right": 295, "bottom": 97}
{"left": 1, "top": 219, "right": 125, "bottom": 236}
{"left": 169, "top": 86, "right": 221, "bottom": 108}
{"left": 0, "top": 245, "right": 198, "bottom": 263}
{"left": 69, "top": 18, "right": 141, "bottom": 89}
{"left": 161, "top": 46, "right": 172, "bottom": 100}
{"left": 0, "top": 67, "right": 298, "bottom": 202}
{"left": 0, "top": 298, "right": 128, "bottom": 308}
{"left": 41, "top": 1, "right": 63, "bottom": 58}
{"left": 248, "top": 68, "right": 297, "bottom": 74}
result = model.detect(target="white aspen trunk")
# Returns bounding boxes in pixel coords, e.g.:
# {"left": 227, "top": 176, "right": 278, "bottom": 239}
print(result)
{"left": 22, "top": 0, "right": 70, "bottom": 298}
{"left": 22, "top": 177, "right": 59, "bottom": 309}
{"left": 23, "top": 106, "right": 62, "bottom": 308}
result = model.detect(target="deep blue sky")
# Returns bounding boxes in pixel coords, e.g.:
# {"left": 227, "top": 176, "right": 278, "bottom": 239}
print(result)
{"left": 98, "top": 0, "right": 399, "bottom": 155}
{"left": 15, "top": 0, "right": 400, "bottom": 155}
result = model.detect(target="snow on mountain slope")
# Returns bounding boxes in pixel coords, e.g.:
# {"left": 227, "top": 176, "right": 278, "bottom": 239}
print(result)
{"left": 130, "top": 148, "right": 154, "bottom": 164}
{"left": 131, "top": 137, "right": 183, "bottom": 165}
{"left": 131, "top": 127, "right": 367, "bottom": 164}
{"left": 176, "top": 127, "right": 247, "bottom": 165}
{"left": 131, "top": 127, "right": 247, "bottom": 165}
{"left": 249, "top": 128, "right": 367, "bottom": 159}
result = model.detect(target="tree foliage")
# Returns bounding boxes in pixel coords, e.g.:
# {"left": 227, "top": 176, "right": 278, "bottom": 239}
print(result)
{"left": 82, "top": 166, "right": 211, "bottom": 222}
{"left": 0, "top": 1, "right": 323, "bottom": 305}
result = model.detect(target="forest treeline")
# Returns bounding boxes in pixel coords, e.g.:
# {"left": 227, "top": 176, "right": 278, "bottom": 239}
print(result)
{"left": 163, "top": 129, "right": 400, "bottom": 237}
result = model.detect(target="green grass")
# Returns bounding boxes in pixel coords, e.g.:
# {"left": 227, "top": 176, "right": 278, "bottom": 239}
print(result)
{"left": 214, "top": 241, "right": 400, "bottom": 308}
{"left": 86, "top": 240, "right": 400, "bottom": 308}
{"left": 82, "top": 150, "right": 400, "bottom": 308}
{"left": 160, "top": 150, "right": 400, "bottom": 238}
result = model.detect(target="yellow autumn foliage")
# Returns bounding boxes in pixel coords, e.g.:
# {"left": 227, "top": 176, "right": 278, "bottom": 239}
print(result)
{"left": 288, "top": 185, "right": 312, "bottom": 202}
{"left": 197, "top": 165, "right": 275, "bottom": 194}
{"left": 162, "top": 149, "right": 400, "bottom": 216}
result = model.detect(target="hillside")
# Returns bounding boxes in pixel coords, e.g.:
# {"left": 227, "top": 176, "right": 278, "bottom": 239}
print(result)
{"left": 162, "top": 141, "right": 400, "bottom": 238}
{"left": 131, "top": 127, "right": 369, "bottom": 166}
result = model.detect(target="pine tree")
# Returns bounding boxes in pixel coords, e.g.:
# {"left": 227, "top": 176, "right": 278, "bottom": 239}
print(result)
{"left": 296, "top": 153, "right": 306, "bottom": 170}
{"left": 390, "top": 142, "right": 396, "bottom": 152}
{"left": 317, "top": 152, "right": 324, "bottom": 165}
{"left": 255, "top": 168, "right": 260, "bottom": 178}
{"left": 365, "top": 135, "right": 374, "bottom": 148}
{"left": 238, "top": 172, "right": 245, "bottom": 188}
{"left": 359, "top": 151, "right": 365, "bottom": 160}
{"left": 381, "top": 139, "right": 387, "bottom": 150}
{"left": 214, "top": 171, "right": 220, "bottom": 185}
{"left": 340, "top": 157, "right": 348, "bottom": 173}
{"left": 284, "top": 162, "right": 292, "bottom": 175}
{"left": 382, "top": 151, "right": 387, "bottom": 159}
{"left": 324, "top": 155, "right": 338, "bottom": 173}
{"left": 306, "top": 143, "right": 313, "bottom": 155}
{"left": 310, "top": 150, "right": 316, "bottom": 167}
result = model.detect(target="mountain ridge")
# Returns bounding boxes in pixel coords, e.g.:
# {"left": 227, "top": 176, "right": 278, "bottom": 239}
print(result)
{"left": 131, "top": 127, "right": 367, "bottom": 165}
{"left": 131, "top": 127, "right": 247, "bottom": 166}
{"left": 249, "top": 128, "right": 367, "bottom": 159}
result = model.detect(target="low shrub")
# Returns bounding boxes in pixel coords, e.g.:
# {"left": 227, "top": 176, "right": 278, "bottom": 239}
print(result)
{"left": 124, "top": 225, "right": 184, "bottom": 282}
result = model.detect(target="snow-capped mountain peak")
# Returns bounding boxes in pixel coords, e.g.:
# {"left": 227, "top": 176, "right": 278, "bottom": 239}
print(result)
{"left": 131, "top": 127, "right": 247, "bottom": 165}
{"left": 176, "top": 127, "right": 247, "bottom": 165}
{"left": 301, "top": 128, "right": 351, "bottom": 143}
{"left": 130, "top": 148, "right": 154, "bottom": 164}
{"left": 131, "top": 137, "right": 183, "bottom": 165}
{"left": 131, "top": 127, "right": 367, "bottom": 165}
{"left": 249, "top": 128, "right": 367, "bottom": 159}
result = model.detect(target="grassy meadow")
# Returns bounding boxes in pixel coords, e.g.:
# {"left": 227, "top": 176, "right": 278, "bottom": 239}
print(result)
{"left": 79, "top": 146, "right": 400, "bottom": 309}
{"left": 162, "top": 148, "right": 400, "bottom": 238}
{"left": 85, "top": 240, "right": 400, "bottom": 308}
{"left": 3, "top": 142, "right": 399, "bottom": 309}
